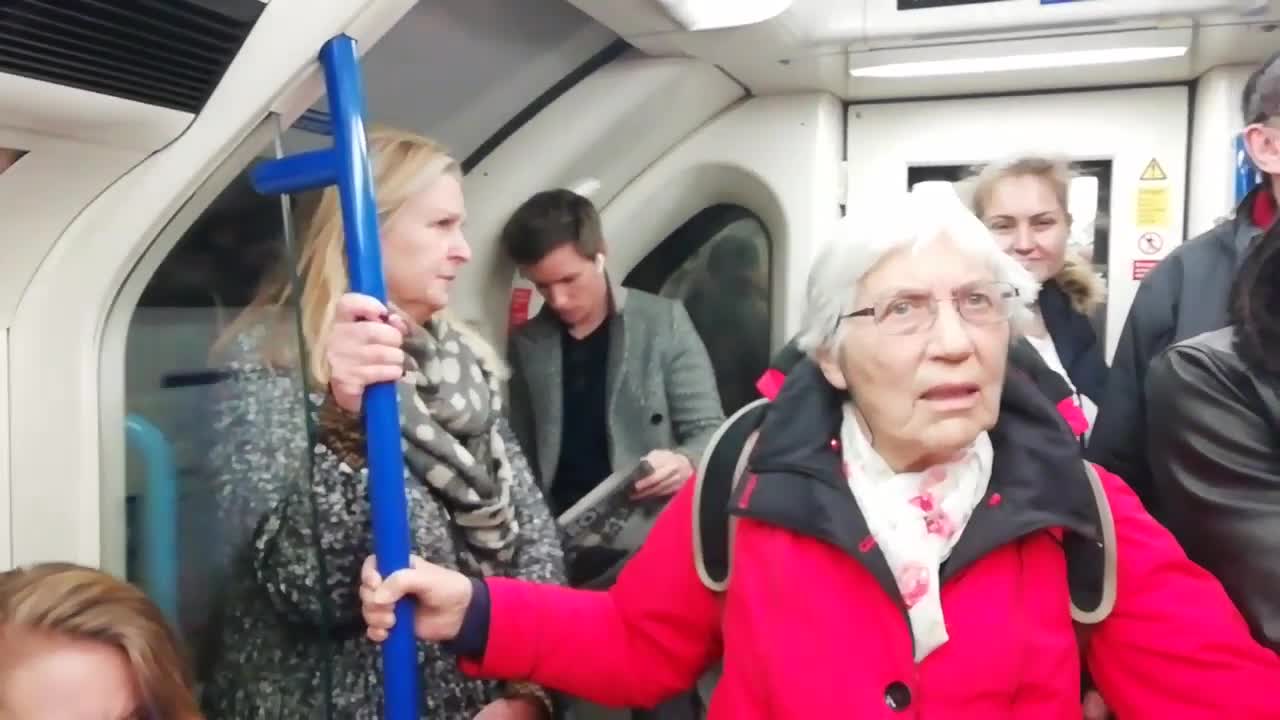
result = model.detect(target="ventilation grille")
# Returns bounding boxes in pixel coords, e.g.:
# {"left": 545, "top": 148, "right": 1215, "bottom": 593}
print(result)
{"left": 0, "top": 0, "right": 264, "bottom": 114}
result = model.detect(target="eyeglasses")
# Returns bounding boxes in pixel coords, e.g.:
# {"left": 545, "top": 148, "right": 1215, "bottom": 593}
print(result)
{"left": 839, "top": 281, "right": 1020, "bottom": 336}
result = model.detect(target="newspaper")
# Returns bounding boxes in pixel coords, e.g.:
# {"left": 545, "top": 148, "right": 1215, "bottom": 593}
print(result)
{"left": 556, "top": 461, "right": 668, "bottom": 588}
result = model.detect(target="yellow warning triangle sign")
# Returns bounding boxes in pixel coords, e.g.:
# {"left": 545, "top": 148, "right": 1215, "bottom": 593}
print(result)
{"left": 1140, "top": 158, "right": 1167, "bottom": 181}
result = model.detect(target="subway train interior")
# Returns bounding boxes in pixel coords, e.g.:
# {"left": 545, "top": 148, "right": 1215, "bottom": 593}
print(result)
{"left": 2, "top": 0, "right": 1280, "bottom": 709}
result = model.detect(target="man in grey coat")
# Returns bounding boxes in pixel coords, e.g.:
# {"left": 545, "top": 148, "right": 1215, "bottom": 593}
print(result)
{"left": 503, "top": 189, "right": 724, "bottom": 515}
{"left": 500, "top": 188, "right": 724, "bottom": 719}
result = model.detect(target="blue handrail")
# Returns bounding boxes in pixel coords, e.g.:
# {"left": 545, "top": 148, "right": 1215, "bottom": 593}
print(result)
{"left": 125, "top": 413, "right": 180, "bottom": 626}
{"left": 249, "top": 35, "right": 419, "bottom": 719}
{"left": 1236, "top": 133, "right": 1262, "bottom": 205}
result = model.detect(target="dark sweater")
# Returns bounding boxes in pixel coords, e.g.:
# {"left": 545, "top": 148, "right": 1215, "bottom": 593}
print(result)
{"left": 549, "top": 318, "right": 612, "bottom": 515}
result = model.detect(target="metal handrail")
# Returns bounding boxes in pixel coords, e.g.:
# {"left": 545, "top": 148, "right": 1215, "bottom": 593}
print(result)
{"left": 125, "top": 413, "right": 180, "bottom": 626}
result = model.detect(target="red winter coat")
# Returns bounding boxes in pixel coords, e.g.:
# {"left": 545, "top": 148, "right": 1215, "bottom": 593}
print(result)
{"left": 461, "top": 362, "right": 1280, "bottom": 718}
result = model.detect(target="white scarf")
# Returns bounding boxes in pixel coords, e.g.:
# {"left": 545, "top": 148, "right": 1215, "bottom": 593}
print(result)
{"left": 840, "top": 404, "right": 993, "bottom": 662}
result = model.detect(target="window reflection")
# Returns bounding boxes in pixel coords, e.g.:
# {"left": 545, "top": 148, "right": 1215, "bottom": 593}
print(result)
{"left": 113, "top": 120, "right": 329, "bottom": 707}
{"left": 625, "top": 206, "right": 772, "bottom": 415}
{"left": 123, "top": 171, "right": 288, "bottom": 654}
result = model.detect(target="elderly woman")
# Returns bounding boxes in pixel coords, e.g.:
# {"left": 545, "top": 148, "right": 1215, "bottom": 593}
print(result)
{"left": 355, "top": 190, "right": 1279, "bottom": 718}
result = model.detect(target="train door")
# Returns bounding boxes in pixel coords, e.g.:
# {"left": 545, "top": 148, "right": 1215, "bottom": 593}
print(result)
{"left": 846, "top": 86, "right": 1189, "bottom": 361}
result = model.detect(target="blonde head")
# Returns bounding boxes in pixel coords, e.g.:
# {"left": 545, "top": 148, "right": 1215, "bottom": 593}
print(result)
{"left": 218, "top": 126, "right": 499, "bottom": 385}
{"left": 969, "top": 155, "right": 1104, "bottom": 315}
{"left": 0, "top": 563, "right": 200, "bottom": 719}
{"left": 971, "top": 155, "right": 1073, "bottom": 220}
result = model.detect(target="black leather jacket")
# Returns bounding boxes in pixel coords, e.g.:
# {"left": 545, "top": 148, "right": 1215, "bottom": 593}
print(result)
{"left": 1090, "top": 188, "right": 1269, "bottom": 518}
{"left": 1147, "top": 326, "right": 1280, "bottom": 652}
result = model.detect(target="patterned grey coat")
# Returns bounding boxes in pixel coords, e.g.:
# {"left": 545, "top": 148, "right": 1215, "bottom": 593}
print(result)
{"left": 200, "top": 328, "right": 565, "bottom": 720}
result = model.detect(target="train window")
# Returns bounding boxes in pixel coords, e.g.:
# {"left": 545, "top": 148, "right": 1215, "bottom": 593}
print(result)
{"left": 105, "top": 116, "right": 336, "bottom": 707}
{"left": 0, "top": 147, "right": 26, "bottom": 174}
{"left": 625, "top": 205, "right": 772, "bottom": 415}
{"left": 908, "top": 161, "right": 1112, "bottom": 339}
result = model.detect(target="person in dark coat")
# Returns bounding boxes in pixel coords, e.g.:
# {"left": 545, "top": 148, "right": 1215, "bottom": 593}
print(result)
{"left": 1087, "top": 52, "right": 1280, "bottom": 517}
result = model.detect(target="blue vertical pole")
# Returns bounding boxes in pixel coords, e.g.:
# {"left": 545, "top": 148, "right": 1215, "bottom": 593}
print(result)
{"left": 1236, "top": 133, "right": 1262, "bottom": 205}
{"left": 250, "top": 35, "right": 419, "bottom": 720}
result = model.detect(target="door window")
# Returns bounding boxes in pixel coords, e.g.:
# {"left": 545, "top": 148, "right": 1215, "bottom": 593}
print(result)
{"left": 625, "top": 205, "right": 772, "bottom": 414}
{"left": 106, "top": 117, "right": 336, "bottom": 710}
{"left": 848, "top": 87, "right": 1189, "bottom": 359}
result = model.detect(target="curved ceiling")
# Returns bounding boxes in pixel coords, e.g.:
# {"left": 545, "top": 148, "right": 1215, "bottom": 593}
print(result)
{"left": 357, "top": 0, "right": 617, "bottom": 159}
{"left": 567, "top": 0, "right": 1280, "bottom": 99}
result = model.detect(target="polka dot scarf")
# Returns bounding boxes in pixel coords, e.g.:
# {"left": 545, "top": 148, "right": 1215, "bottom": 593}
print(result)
{"left": 397, "top": 314, "right": 518, "bottom": 574}
{"left": 840, "top": 404, "right": 992, "bottom": 662}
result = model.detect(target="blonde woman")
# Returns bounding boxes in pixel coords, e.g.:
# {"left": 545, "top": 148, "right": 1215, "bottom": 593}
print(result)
{"left": 971, "top": 156, "right": 1107, "bottom": 429}
{"left": 0, "top": 562, "right": 201, "bottom": 719}
{"left": 202, "top": 128, "right": 564, "bottom": 719}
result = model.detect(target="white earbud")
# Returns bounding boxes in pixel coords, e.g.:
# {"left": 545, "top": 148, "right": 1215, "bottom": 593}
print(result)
{"left": 595, "top": 253, "right": 606, "bottom": 273}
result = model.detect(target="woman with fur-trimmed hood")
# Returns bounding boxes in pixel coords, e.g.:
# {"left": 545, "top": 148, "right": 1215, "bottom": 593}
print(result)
{"left": 972, "top": 156, "right": 1108, "bottom": 429}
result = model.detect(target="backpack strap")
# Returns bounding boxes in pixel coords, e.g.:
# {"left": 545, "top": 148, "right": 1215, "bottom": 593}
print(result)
{"left": 693, "top": 398, "right": 769, "bottom": 592}
{"left": 693, "top": 406, "right": 1120, "bottom": 625}
{"left": 1069, "top": 460, "right": 1118, "bottom": 624}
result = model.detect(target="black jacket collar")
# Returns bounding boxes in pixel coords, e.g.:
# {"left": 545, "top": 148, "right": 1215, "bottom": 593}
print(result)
{"left": 1039, "top": 280, "right": 1108, "bottom": 402}
{"left": 733, "top": 354, "right": 1100, "bottom": 608}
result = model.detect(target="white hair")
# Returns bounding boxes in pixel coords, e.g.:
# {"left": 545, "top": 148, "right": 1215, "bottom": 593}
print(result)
{"left": 797, "top": 185, "right": 1039, "bottom": 357}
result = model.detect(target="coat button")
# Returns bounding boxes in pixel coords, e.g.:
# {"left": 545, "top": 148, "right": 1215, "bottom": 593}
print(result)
{"left": 884, "top": 681, "right": 912, "bottom": 711}
{"left": 650, "top": 413, "right": 664, "bottom": 425}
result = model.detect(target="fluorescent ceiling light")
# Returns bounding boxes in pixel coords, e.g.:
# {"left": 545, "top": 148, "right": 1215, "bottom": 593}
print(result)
{"left": 568, "top": 177, "right": 602, "bottom": 198}
{"left": 656, "top": 0, "right": 791, "bottom": 31}
{"left": 851, "top": 46, "right": 1187, "bottom": 79}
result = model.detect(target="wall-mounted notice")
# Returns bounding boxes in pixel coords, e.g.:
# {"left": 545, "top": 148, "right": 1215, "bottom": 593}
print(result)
{"left": 1132, "top": 259, "right": 1159, "bottom": 280}
{"left": 1136, "top": 157, "right": 1171, "bottom": 229}
{"left": 1136, "top": 186, "right": 1169, "bottom": 227}
{"left": 508, "top": 286, "right": 533, "bottom": 331}
{"left": 1139, "top": 158, "right": 1168, "bottom": 181}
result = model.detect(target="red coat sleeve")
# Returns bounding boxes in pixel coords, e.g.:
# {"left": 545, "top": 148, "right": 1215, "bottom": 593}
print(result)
{"left": 1086, "top": 464, "right": 1280, "bottom": 718}
{"left": 458, "top": 480, "right": 724, "bottom": 709}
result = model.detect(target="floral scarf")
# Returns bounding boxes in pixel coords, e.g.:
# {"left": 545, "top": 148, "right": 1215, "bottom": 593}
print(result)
{"left": 840, "top": 404, "right": 992, "bottom": 661}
